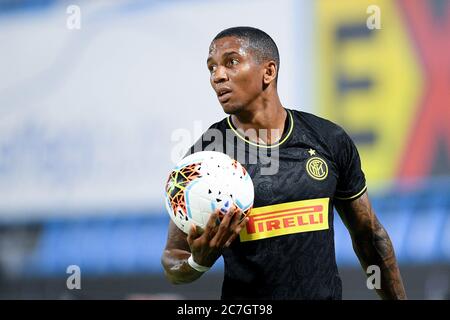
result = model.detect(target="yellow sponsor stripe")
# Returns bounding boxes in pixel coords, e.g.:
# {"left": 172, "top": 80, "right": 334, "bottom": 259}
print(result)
{"left": 240, "top": 198, "right": 329, "bottom": 242}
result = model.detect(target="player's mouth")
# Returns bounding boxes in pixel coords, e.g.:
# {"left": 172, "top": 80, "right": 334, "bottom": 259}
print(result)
{"left": 217, "top": 88, "right": 232, "bottom": 102}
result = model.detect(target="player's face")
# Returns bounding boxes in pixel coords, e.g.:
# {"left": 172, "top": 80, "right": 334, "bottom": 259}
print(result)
{"left": 207, "top": 36, "right": 265, "bottom": 114}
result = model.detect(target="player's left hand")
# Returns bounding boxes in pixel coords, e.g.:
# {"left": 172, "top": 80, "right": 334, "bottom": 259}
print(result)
{"left": 187, "top": 204, "right": 249, "bottom": 267}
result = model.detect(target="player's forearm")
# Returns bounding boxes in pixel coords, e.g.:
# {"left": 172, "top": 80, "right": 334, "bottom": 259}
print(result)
{"left": 352, "top": 225, "right": 407, "bottom": 300}
{"left": 161, "top": 249, "right": 204, "bottom": 284}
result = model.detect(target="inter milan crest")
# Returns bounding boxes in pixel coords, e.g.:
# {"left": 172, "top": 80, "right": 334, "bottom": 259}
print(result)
{"left": 306, "top": 149, "right": 328, "bottom": 180}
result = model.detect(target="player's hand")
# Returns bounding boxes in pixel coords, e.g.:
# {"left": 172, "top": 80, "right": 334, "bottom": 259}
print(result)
{"left": 186, "top": 204, "right": 249, "bottom": 267}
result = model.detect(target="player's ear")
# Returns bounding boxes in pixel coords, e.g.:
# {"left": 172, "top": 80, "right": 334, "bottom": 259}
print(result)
{"left": 263, "top": 61, "right": 277, "bottom": 85}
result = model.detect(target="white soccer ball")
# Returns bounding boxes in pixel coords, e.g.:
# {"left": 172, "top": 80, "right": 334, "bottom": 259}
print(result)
{"left": 164, "top": 151, "right": 254, "bottom": 234}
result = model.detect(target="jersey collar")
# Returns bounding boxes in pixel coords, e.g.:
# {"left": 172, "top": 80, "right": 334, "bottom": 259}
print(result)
{"left": 226, "top": 109, "right": 294, "bottom": 148}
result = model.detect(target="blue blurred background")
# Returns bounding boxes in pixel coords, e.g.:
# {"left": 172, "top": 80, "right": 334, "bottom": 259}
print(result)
{"left": 0, "top": 0, "right": 449, "bottom": 299}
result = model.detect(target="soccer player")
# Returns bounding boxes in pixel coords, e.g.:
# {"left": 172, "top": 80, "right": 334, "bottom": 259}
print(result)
{"left": 161, "top": 27, "right": 406, "bottom": 300}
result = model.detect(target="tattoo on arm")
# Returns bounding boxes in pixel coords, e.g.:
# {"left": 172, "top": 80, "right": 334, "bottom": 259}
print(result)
{"left": 336, "top": 192, "right": 407, "bottom": 300}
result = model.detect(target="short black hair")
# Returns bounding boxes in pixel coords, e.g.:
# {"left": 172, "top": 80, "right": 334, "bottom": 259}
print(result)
{"left": 213, "top": 26, "right": 280, "bottom": 78}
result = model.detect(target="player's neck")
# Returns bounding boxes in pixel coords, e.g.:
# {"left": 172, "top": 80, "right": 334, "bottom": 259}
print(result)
{"left": 231, "top": 93, "right": 286, "bottom": 145}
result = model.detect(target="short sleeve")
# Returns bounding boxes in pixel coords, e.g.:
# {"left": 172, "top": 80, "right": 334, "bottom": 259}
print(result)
{"left": 334, "top": 128, "right": 367, "bottom": 200}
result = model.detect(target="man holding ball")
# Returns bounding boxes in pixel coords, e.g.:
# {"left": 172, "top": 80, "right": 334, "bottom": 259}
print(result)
{"left": 162, "top": 27, "right": 406, "bottom": 300}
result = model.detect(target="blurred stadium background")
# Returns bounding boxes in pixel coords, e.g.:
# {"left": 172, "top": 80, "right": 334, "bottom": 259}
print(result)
{"left": 0, "top": 0, "right": 449, "bottom": 299}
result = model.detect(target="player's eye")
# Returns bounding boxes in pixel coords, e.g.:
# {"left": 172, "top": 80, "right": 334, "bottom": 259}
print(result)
{"left": 208, "top": 65, "right": 217, "bottom": 73}
{"left": 228, "top": 58, "right": 239, "bottom": 67}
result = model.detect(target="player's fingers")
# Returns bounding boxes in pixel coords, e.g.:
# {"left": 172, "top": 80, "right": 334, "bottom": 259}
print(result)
{"left": 224, "top": 220, "right": 247, "bottom": 247}
{"left": 216, "top": 203, "right": 239, "bottom": 234}
{"left": 228, "top": 204, "right": 238, "bottom": 217}
{"left": 196, "top": 225, "right": 205, "bottom": 236}
{"left": 229, "top": 206, "right": 244, "bottom": 228}
{"left": 229, "top": 215, "right": 248, "bottom": 238}
{"left": 238, "top": 217, "right": 250, "bottom": 229}
{"left": 217, "top": 204, "right": 235, "bottom": 229}
{"left": 187, "top": 224, "right": 200, "bottom": 244}
{"left": 203, "top": 211, "right": 220, "bottom": 238}
{"left": 210, "top": 206, "right": 239, "bottom": 246}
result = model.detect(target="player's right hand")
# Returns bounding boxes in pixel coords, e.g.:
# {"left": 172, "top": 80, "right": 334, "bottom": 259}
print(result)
{"left": 186, "top": 204, "right": 248, "bottom": 268}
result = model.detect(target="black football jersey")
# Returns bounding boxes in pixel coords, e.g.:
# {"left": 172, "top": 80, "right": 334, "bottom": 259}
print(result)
{"left": 186, "top": 108, "right": 367, "bottom": 300}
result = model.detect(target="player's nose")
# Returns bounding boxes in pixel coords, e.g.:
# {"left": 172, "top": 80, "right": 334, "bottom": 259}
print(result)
{"left": 212, "top": 65, "right": 228, "bottom": 84}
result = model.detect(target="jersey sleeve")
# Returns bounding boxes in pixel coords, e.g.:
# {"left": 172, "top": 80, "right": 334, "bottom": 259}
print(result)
{"left": 334, "top": 128, "right": 367, "bottom": 200}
